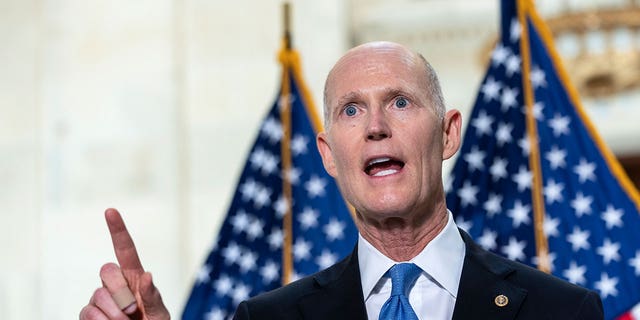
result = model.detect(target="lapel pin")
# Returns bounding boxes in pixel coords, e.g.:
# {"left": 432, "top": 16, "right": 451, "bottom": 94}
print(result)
{"left": 494, "top": 294, "right": 509, "bottom": 307}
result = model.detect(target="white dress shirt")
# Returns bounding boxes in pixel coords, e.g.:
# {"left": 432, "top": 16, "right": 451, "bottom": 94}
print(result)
{"left": 358, "top": 211, "right": 466, "bottom": 320}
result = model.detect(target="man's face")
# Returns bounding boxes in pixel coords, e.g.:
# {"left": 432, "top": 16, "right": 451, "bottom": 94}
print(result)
{"left": 317, "top": 44, "right": 460, "bottom": 225}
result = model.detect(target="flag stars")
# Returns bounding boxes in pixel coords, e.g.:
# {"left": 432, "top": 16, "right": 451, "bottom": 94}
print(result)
{"left": 597, "top": 239, "right": 621, "bottom": 264}
{"left": 518, "top": 137, "right": 531, "bottom": 156}
{"left": 464, "top": 146, "right": 486, "bottom": 172}
{"left": 629, "top": 251, "right": 640, "bottom": 276}
{"left": 483, "top": 193, "right": 503, "bottom": 218}
{"left": 196, "top": 264, "right": 211, "bottom": 285}
{"left": 571, "top": 192, "right": 593, "bottom": 217}
{"left": 267, "top": 228, "right": 283, "bottom": 250}
{"left": 500, "top": 87, "right": 519, "bottom": 111}
{"left": 290, "top": 134, "right": 309, "bottom": 156}
{"left": 567, "top": 227, "right": 590, "bottom": 251}
{"left": 231, "top": 210, "right": 250, "bottom": 234}
{"left": 324, "top": 218, "right": 346, "bottom": 241}
{"left": 283, "top": 166, "right": 302, "bottom": 185}
{"left": 260, "top": 260, "right": 280, "bottom": 284}
{"left": 512, "top": 165, "right": 533, "bottom": 191}
{"left": 563, "top": 261, "right": 587, "bottom": 286}
{"left": 253, "top": 185, "right": 272, "bottom": 209}
{"left": 245, "top": 218, "right": 264, "bottom": 241}
{"left": 481, "top": 77, "right": 502, "bottom": 102}
{"left": 238, "top": 251, "right": 258, "bottom": 273}
{"left": 501, "top": 236, "right": 527, "bottom": 261}
{"left": 316, "top": 250, "right": 338, "bottom": 269}
{"left": 548, "top": 114, "right": 571, "bottom": 137}
{"left": 293, "top": 238, "right": 313, "bottom": 261}
{"left": 231, "top": 283, "right": 252, "bottom": 305}
{"left": 510, "top": 18, "right": 521, "bottom": 42}
{"left": 496, "top": 122, "right": 514, "bottom": 146}
{"left": 204, "top": 307, "right": 225, "bottom": 320}
{"left": 595, "top": 273, "right": 619, "bottom": 298}
{"left": 456, "top": 216, "right": 472, "bottom": 233}
{"left": 490, "top": 157, "right": 509, "bottom": 181}
{"left": 543, "top": 215, "right": 560, "bottom": 238}
{"left": 543, "top": 179, "right": 564, "bottom": 204}
{"left": 240, "top": 179, "right": 258, "bottom": 202}
{"left": 522, "top": 101, "right": 544, "bottom": 120}
{"left": 471, "top": 110, "right": 495, "bottom": 136}
{"left": 305, "top": 175, "right": 327, "bottom": 198}
{"left": 222, "top": 242, "right": 242, "bottom": 265}
{"left": 491, "top": 43, "right": 510, "bottom": 66}
{"left": 545, "top": 146, "right": 567, "bottom": 170}
{"left": 214, "top": 275, "right": 233, "bottom": 296}
{"left": 505, "top": 54, "right": 522, "bottom": 77}
{"left": 530, "top": 65, "right": 547, "bottom": 88}
{"left": 457, "top": 181, "right": 479, "bottom": 207}
{"left": 260, "top": 153, "right": 279, "bottom": 176}
{"left": 508, "top": 200, "right": 531, "bottom": 228}
{"left": 298, "top": 207, "right": 319, "bottom": 230}
{"left": 261, "top": 117, "right": 283, "bottom": 144}
{"left": 478, "top": 229, "right": 498, "bottom": 250}
{"left": 573, "top": 159, "right": 596, "bottom": 183}
{"left": 273, "top": 195, "right": 288, "bottom": 218}
{"left": 601, "top": 205, "right": 623, "bottom": 229}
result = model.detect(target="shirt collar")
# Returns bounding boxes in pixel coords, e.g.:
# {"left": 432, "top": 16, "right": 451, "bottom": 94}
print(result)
{"left": 358, "top": 210, "right": 466, "bottom": 300}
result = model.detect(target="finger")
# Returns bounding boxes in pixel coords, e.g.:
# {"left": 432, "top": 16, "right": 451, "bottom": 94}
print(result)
{"left": 99, "top": 263, "right": 138, "bottom": 314}
{"left": 89, "top": 287, "right": 129, "bottom": 320}
{"left": 79, "top": 304, "right": 109, "bottom": 320}
{"left": 104, "top": 208, "right": 144, "bottom": 274}
{"left": 139, "top": 272, "right": 170, "bottom": 320}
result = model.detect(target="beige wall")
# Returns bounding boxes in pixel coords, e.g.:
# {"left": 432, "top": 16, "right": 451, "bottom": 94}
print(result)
{"left": 0, "top": 0, "right": 347, "bottom": 318}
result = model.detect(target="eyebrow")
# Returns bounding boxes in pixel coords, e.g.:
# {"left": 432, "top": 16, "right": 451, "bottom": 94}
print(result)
{"left": 334, "top": 88, "right": 415, "bottom": 109}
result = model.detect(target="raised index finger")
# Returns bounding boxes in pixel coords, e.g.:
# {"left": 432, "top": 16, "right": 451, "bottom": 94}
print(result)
{"left": 105, "top": 208, "right": 144, "bottom": 274}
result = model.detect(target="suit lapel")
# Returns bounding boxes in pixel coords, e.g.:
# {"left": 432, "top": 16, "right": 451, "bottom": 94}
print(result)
{"left": 297, "top": 246, "right": 368, "bottom": 320}
{"left": 452, "top": 230, "right": 527, "bottom": 320}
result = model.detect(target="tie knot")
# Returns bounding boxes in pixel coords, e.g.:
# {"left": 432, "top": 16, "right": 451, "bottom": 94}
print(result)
{"left": 388, "top": 263, "right": 422, "bottom": 296}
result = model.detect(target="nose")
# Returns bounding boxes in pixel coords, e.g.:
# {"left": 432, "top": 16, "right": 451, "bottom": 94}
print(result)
{"left": 366, "top": 109, "right": 391, "bottom": 141}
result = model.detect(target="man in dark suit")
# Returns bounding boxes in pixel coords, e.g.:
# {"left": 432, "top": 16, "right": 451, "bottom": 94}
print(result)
{"left": 233, "top": 41, "right": 603, "bottom": 319}
{"left": 79, "top": 41, "right": 603, "bottom": 320}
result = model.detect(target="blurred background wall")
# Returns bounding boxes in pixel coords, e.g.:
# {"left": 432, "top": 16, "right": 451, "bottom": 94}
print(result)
{"left": 1, "top": 0, "right": 639, "bottom": 318}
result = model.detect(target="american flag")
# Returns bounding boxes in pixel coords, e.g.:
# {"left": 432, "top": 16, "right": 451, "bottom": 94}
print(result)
{"left": 181, "top": 47, "right": 357, "bottom": 320}
{"left": 445, "top": 0, "right": 640, "bottom": 319}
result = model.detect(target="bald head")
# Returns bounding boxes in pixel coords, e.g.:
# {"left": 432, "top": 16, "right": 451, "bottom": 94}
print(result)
{"left": 323, "top": 41, "right": 445, "bottom": 128}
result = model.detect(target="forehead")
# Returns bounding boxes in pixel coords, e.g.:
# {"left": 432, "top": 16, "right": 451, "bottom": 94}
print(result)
{"left": 326, "top": 46, "right": 426, "bottom": 104}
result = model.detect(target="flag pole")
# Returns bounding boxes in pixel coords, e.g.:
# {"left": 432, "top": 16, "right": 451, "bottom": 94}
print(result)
{"left": 517, "top": 0, "right": 550, "bottom": 273}
{"left": 280, "top": 1, "right": 294, "bottom": 285}
{"left": 283, "top": 2, "right": 292, "bottom": 50}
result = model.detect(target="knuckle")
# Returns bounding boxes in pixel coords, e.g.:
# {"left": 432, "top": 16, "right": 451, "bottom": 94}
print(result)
{"left": 99, "top": 262, "right": 119, "bottom": 277}
{"left": 79, "top": 305, "right": 103, "bottom": 320}
{"left": 93, "top": 287, "right": 112, "bottom": 301}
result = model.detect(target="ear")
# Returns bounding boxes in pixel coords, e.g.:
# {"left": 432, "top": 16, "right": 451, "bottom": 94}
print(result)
{"left": 442, "top": 109, "right": 462, "bottom": 160}
{"left": 316, "top": 132, "right": 337, "bottom": 177}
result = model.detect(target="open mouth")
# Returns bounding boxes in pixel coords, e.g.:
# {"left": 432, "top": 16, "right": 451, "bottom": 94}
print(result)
{"left": 364, "top": 157, "right": 405, "bottom": 177}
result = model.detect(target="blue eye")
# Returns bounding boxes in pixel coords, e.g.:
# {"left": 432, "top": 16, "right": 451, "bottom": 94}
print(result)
{"left": 344, "top": 105, "right": 357, "bottom": 116}
{"left": 395, "top": 97, "right": 408, "bottom": 108}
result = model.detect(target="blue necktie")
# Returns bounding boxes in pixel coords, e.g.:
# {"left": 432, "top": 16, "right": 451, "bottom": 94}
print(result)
{"left": 379, "top": 263, "right": 422, "bottom": 320}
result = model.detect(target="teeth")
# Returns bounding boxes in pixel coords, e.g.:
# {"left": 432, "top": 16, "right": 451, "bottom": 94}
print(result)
{"left": 373, "top": 169, "right": 397, "bottom": 177}
{"left": 368, "top": 157, "right": 391, "bottom": 166}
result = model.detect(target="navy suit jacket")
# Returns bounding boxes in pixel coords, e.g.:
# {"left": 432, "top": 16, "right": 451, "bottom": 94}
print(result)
{"left": 233, "top": 230, "right": 603, "bottom": 319}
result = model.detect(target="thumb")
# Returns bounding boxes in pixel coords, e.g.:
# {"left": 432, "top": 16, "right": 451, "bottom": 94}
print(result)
{"left": 138, "top": 272, "right": 170, "bottom": 320}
